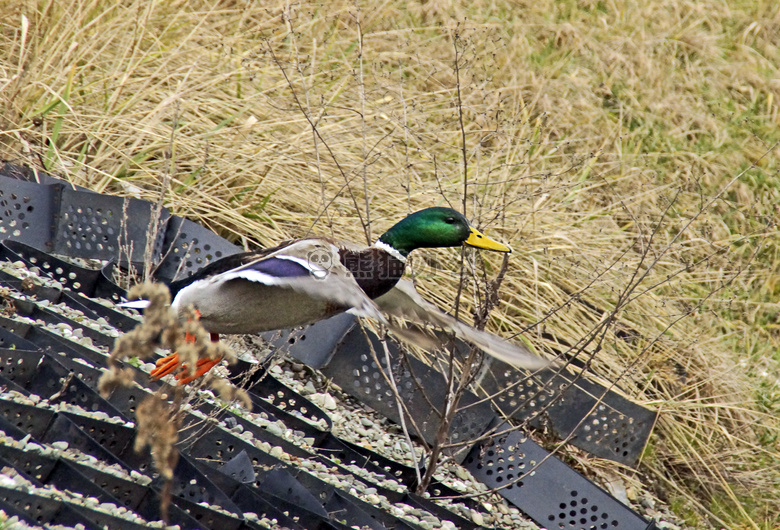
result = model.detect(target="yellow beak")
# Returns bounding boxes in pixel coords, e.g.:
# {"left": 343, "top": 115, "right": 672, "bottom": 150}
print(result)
{"left": 464, "top": 227, "right": 512, "bottom": 253}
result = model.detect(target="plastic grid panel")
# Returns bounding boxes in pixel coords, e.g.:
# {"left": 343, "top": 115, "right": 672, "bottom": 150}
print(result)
{"left": 464, "top": 423, "right": 655, "bottom": 530}
{"left": 317, "top": 434, "right": 419, "bottom": 487}
{"left": 229, "top": 485, "right": 328, "bottom": 529}
{"left": 0, "top": 398, "right": 54, "bottom": 439}
{"left": 59, "top": 411, "right": 135, "bottom": 458}
{"left": 244, "top": 368, "right": 333, "bottom": 431}
{"left": 0, "top": 444, "right": 134, "bottom": 515}
{"left": 6, "top": 351, "right": 127, "bottom": 420}
{"left": 324, "top": 491, "right": 411, "bottom": 530}
{"left": 0, "top": 166, "right": 660, "bottom": 528}
{"left": 0, "top": 347, "right": 41, "bottom": 384}
{"left": 0, "top": 175, "right": 59, "bottom": 248}
{"left": 0, "top": 445, "right": 58, "bottom": 484}
{"left": 0, "top": 326, "right": 38, "bottom": 351}
{"left": 68, "top": 458, "right": 150, "bottom": 510}
{"left": 42, "top": 413, "right": 131, "bottom": 470}
{"left": 0, "top": 163, "right": 235, "bottom": 279}
{"left": 0, "top": 314, "right": 106, "bottom": 367}
{"left": 321, "top": 322, "right": 495, "bottom": 460}
{"left": 256, "top": 466, "right": 333, "bottom": 520}
{"left": 478, "top": 359, "right": 657, "bottom": 466}
{"left": 192, "top": 401, "right": 313, "bottom": 461}
{"left": 0, "top": 486, "right": 101, "bottom": 529}
{"left": 10, "top": 295, "right": 116, "bottom": 350}
{"left": 52, "top": 187, "right": 169, "bottom": 264}
{"left": 154, "top": 216, "right": 240, "bottom": 281}
{"left": 0, "top": 325, "right": 323, "bottom": 528}
{"left": 0, "top": 240, "right": 136, "bottom": 325}
{"left": 0, "top": 427, "right": 200, "bottom": 529}
{"left": 263, "top": 311, "right": 358, "bottom": 369}
{"left": 3, "top": 238, "right": 102, "bottom": 295}
{"left": 0, "top": 258, "right": 657, "bottom": 530}
{"left": 158, "top": 456, "right": 245, "bottom": 530}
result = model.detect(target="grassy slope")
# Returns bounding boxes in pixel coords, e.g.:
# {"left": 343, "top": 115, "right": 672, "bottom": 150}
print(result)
{"left": 1, "top": 0, "right": 778, "bottom": 527}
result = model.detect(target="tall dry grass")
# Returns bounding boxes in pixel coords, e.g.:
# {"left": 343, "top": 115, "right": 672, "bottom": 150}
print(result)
{"left": 1, "top": 0, "right": 779, "bottom": 527}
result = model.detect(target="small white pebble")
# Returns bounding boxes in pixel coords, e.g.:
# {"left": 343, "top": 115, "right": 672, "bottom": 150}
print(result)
{"left": 51, "top": 441, "right": 69, "bottom": 451}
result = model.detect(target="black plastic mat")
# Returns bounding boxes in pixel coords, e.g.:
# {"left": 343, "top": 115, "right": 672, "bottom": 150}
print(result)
{"left": 0, "top": 163, "right": 658, "bottom": 530}
{"left": 464, "top": 422, "right": 653, "bottom": 530}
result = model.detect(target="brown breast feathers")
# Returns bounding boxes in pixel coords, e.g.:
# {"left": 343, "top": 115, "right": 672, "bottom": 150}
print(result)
{"left": 338, "top": 247, "right": 406, "bottom": 300}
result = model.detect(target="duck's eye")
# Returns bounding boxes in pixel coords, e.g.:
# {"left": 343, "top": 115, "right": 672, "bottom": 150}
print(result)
{"left": 444, "top": 217, "right": 457, "bottom": 224}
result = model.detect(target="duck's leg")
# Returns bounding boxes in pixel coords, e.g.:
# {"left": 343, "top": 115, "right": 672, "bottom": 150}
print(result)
{"left": 151, "top": 310, "right": 204, "bottom": 381}
{"left": 150, "top": 330, "right": 223, "bottom": 384}
{"left": 177, "top": 334, "right": 223, "bottom": 384}
{"left": 149, "top": 328, "right": 201, "bottom": 380}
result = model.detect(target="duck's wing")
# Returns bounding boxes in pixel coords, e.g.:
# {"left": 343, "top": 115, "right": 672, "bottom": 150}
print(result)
{"left": 213, "top": 239, "right": 389, "bottom": 323}
{"left": 220, "top": 243, "right": 548, "bottom": 369}
{"left": 374, "top": 280, "right": 549, "bottom": 370}
{"left": 166, "top": 240, "right": 296, "bottom": 296}
{"left": 119, "top": 241, "right": 300, "bottom": 309}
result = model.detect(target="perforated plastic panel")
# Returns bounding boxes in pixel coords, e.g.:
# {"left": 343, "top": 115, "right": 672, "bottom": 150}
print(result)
{"left": 263, "top": 311, "right": 357, "bottom": 369}
{"left": 0, "top": 486, "right": 99, "bottom": 529}
{"left": 478, "top": 359, "right": 657, "bottom": 466}
{"left": 53, "top": 187, "right": 170, "bottom": 265}
{"left": 4, "top": 239, "right": 101, "bottom": 294}
{"left": 0, "top": 175, "right": 59, "bottom": 248}
{"left": 1, "top": 164, "right": 236, "bottom": 276}
{"left": 464, "top": 423, "right": 656, "bottom": 530}
{"left": 0, "top": 164, "right": 658, "bottom": 530}
{"left": 154, "top": 216, "right": 240, "bottom": 281}
{"left": 322, "top": 323, "right": 495, "bottom": 458}
{"left": 0, "top": 399, "right": 55, "bottom": 440}
{"left": 161, "top": 456, "right": 244, "bottom": 529}
{"left": 2, "top": 239, "right": 128, "bottom": 304}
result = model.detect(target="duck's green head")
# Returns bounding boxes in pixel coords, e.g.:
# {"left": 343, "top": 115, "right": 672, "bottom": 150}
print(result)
{"left": 377, "top": 207, "right": 512, "bottom": 257}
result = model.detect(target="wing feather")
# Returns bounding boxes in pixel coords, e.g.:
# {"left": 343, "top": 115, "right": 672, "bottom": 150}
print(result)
{"left": 374, "top": 280, "right": 549, "bottom": 370}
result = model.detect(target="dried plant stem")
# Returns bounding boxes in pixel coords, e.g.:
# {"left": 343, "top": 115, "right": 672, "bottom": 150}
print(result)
{"left": 144, "top": 100, "right": 179, "bottom": 280}
{"left": 379, "top": 337, "right": 423, "bottom": 487}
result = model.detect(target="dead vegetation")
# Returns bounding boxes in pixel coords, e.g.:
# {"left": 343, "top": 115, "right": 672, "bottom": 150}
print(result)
{"left": 2, "top": 0, "right": 779, "bottom": 527}
{"left": 98, "top": 282, "right": 247, "bottom": 521}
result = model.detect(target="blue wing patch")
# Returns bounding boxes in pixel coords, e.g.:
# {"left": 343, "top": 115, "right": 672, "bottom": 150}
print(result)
{"left": 242, "top": 257, "right": 313, "bottom": 278}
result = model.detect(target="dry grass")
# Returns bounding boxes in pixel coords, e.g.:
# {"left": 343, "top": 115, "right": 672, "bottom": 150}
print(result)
{"left": 2, "top": 0, "right": 779, "bottom": 527}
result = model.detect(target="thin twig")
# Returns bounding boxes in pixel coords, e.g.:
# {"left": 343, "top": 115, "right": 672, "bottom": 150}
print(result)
{"left": 282, "top": 1, "right": 332, "bottom": 234}
{"left": 144, "top": 100, "right": 179, "bottom": 280}
{"left": 379, "top": 337, "right": 423, "bottom": 486}
{"left": 453, "top": 25, "right": 469, "bottom": 217}
{"left": 265, "top": 42, "right": 370, "bottom": 243}
{"left": 354, "top": 5, "right": 371, "bottom": 241}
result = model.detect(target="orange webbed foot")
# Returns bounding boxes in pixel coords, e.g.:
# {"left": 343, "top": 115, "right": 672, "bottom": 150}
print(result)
{"left": 151, "top": 353, "right": 181, "bottom": 380}
{"left": 176, "top": 356, "right": 224, "bottom": 385}
{"left": 149, "top": 330, "right": 223, "bottom": 385}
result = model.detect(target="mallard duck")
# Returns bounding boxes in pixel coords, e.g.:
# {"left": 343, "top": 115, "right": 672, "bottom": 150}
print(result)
{"left": 125, "top": 207, "right": 547, "bottom": 382}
